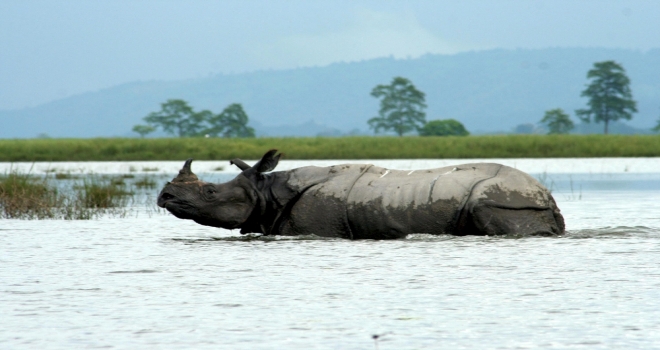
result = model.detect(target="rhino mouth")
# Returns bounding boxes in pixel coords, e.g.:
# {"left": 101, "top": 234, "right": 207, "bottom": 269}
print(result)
{"left": 157, "top": 193, "right": 185, "bottom": 208}
{"left": 158, "top": 194, "right": 196, "bottom": 217}
{"left": 157, "top": 196, "right": 170, "bottom": 207}
{"left": 161, "top": 202, "right": 197, "bottom": 220}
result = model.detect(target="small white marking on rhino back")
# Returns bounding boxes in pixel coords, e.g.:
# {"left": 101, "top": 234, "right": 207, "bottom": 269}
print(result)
{"left": 440, "top": 167, "right": 457, "bottom": 176}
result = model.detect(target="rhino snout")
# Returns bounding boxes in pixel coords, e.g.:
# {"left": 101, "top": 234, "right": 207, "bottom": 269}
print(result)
{"left": 157, "top": 192, "right": 176, "bottom": 208}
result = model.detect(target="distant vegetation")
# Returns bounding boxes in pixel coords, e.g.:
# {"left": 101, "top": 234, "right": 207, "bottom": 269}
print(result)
{"left": 365, "top": 59, "right": 642, "bottom": 138}
{"left": 540, "top": 109, "right": 574, "bottom": 134}
{"left": 367, "top": 76, "right": 471, "bottom": 137}
{"left": 368, "top": 77, "right": 428, "bottom": 136}
{"left": 528, "top": 60, "right": 641, "bottom": 136}
{"left": 2, "top": 135, "right": 660, "bottom": 162}
{"left": 575, "top": 61, "right": 637, "bottom": 134}
{"left": 133, "top": 99, "right": 255, "bottom": 138}
{"left": 420, "top": 119, "right": 470, "bottom": 137}
{"left": 4, "top": 49, "right": 660, "bottom": 139}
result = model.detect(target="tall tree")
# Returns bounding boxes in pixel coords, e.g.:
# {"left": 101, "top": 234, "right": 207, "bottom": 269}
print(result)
{"left": 368, "top": 77, "right": 427, "bottom": 136}
{"left": 540, "top": 108, "right": 574, "bottom": 134}
{"left": 206, "top": 103, "right": 255, "bottom": 138}
{"left": 143, "top": 99, "right": 209, "bottom": 137}
{"left": 576, "top": 61, "right": 637, "bottom": 134}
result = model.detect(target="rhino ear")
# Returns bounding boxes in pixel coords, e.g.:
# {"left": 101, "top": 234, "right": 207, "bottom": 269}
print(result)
{"left": 253, "top": 149, "right": 281, "bottom": 173}
{"left": 230, "top": 158, "right": 250, "bottom": 171}
{"left": 240, "top": 150, "right": 282, "bottom": 179}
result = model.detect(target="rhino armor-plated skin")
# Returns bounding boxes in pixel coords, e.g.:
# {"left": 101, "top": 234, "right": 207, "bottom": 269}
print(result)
{"left": 157, "top": 150, "right": 565, "bottom": 239}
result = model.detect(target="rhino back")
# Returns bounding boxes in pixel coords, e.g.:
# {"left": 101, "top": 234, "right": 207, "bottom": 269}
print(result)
{"left": 346, "top": 164, "right": 503, "bottom": 238}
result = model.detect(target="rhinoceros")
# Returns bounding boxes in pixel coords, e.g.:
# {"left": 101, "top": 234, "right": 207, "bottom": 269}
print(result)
{"left": 157, "top": 150, "right": 565, "bottom": 239}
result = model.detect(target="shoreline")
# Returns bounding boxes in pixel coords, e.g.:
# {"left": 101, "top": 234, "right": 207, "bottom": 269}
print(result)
{"left": 2, "top": 157, "right": 659, "bottom": 175}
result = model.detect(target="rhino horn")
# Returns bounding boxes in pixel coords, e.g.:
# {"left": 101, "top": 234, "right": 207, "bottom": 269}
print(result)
{"left": 172, "top": 158, "right": 199, "bottom": 182}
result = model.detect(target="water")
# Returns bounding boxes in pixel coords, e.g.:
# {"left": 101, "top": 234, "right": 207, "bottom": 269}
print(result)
{"left": 2, "top": 159, "right": 660, "bottom": 349}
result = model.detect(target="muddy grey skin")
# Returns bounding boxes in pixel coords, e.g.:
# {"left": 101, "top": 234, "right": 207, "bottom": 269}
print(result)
{"left": 158, "top": 150, "right": 565, "bottom": 239}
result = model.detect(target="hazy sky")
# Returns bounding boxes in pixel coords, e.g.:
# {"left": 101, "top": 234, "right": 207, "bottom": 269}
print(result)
{"left": 1, "top": 0, "right": 659, "bottom": 110}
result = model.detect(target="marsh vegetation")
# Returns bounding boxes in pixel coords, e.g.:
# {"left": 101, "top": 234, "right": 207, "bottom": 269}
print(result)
{"left": 0, "top": 170, "right": 162, "bottom": 219}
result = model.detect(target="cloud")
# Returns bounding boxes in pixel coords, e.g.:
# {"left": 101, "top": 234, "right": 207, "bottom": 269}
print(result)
{"left": 251, "top": 8, "right": 469, "bottom": 69}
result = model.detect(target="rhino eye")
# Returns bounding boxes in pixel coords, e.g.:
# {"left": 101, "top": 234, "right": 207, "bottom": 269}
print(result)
{"left": 202, "top": 184, "right": 218, "bottom": 196}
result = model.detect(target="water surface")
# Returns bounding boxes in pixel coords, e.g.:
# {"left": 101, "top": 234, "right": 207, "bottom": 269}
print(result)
{"left": 2, "top": 159, "right": 659, "bottom": 349}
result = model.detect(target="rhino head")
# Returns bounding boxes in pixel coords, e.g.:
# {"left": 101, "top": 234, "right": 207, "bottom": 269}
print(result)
{"left": 157, "top": 150, "right": 281, "bottom": 230}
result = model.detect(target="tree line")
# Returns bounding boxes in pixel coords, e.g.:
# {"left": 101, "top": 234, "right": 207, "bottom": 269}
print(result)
{"left": 369, "top": 60, "right": 650, "bottom": 136}
{"left": 533, "top": 60, "right": 660, "bottom": 135}
{"left": 134, "top": 59, "right": 656, "bottom": 138}
{"left": 539, "top": 60, "right": 638, "bottom": 135}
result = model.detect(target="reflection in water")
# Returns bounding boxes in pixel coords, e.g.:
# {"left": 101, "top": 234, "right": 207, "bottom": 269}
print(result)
{"left": 1, "top": 168, "right": 660, "bottom": 349}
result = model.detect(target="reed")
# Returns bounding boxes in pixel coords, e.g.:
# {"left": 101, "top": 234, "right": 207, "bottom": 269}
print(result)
{"left": 134, "top": 176, "right": 157, "bottom": 189}
{"left": 76, "top": 178, "right": 131, "bottom": 208}
{"left": 1, "top": 172, "right": 137, "bottom": 219}
{"left": 0, "top": 170, "right": 62, "bottom": 219}
{"left": 1, "top": 135, "right": 660, "bottom": 161}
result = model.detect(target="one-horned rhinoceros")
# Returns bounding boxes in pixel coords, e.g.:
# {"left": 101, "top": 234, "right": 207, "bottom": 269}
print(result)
{"left": 157, "top": 150, "right": 565, "bottom": 239}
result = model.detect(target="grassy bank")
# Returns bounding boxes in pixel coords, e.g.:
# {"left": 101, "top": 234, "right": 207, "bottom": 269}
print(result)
{"left": 1, "top": 135, "right": 660, "bottom": 161}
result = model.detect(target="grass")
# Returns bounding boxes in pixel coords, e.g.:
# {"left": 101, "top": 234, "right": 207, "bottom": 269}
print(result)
{"left": 77, "top": 178, "right": 131, "bottom": 208}
{"left": 1, "top": 135, "right": 660, "bottom": 161}
{"left": 55, "top": 172, "right": 78, "bottom": 180}
{"left": 134, "top": 176, "right": 157, "bottom": 189}
{"left": 0, "top": 170, "right": 62, "bottom": 219}
{"left": 0, "top": 171, "right": 137, "bottom": 219}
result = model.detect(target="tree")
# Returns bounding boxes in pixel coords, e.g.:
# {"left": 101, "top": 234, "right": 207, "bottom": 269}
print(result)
{"left": 419, "top": 119, "right": 469, "bottom": 136}
{"left": 368, "top": 77, "right": 427, "bottom": 136}
{"left": 142, "top": 99, "right": 209, "bottom": 137}
{"left": 131, "top": 124, "right": 155, "bottom": 138}
{"left": 575, "top": 61, "right": 637, "bottom": 134}
{"left": 137, "top": 100, "right": 255, "bottom": 138}
{"left": 540, "top": 108, "right": 574, "bottom": 134}
{"left": 206, "top": 103, "right": 255, "bottom": 138}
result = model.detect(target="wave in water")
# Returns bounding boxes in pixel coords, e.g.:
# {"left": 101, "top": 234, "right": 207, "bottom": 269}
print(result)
{"left": 169, "top": 226, "right": 658, "bottom": 243}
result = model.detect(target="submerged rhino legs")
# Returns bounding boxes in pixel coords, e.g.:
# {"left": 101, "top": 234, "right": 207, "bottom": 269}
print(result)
{"left": 458, "top": 198, "right": 565, "bottom": 236}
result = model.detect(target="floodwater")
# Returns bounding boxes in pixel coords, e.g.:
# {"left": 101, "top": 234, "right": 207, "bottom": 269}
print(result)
{"left": 2, "top": 158, "right": 660, "bottom": 349}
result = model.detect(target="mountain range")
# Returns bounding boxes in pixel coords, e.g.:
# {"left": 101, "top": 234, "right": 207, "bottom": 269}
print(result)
{"left": 2, "top": 47, "right": 659, "bottom": 138}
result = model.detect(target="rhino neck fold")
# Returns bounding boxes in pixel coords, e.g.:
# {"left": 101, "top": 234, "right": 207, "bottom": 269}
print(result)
{"left": 241, "top": 167, "right": 350, "bottom": 236}
{"left": 238, "top": 171, "right": 316, "bottom": 235}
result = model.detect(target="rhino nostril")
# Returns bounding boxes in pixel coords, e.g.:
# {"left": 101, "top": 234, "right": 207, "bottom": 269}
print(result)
{"left": 161, "top": 193, "right": 175, "bottom": 200}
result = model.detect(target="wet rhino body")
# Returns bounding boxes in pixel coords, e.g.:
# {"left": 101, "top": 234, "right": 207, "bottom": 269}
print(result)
{"left": 158, "top": 150, "right": 565, "bottom": 239}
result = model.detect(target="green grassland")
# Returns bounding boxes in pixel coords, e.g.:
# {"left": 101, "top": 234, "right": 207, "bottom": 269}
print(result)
{"left": 1, "top": 135, "right": 660, "bottom": 162}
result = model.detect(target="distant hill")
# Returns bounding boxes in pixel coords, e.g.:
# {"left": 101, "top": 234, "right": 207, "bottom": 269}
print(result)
{"left": 1, "top": 48, "right": 659, "bottom": 138}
